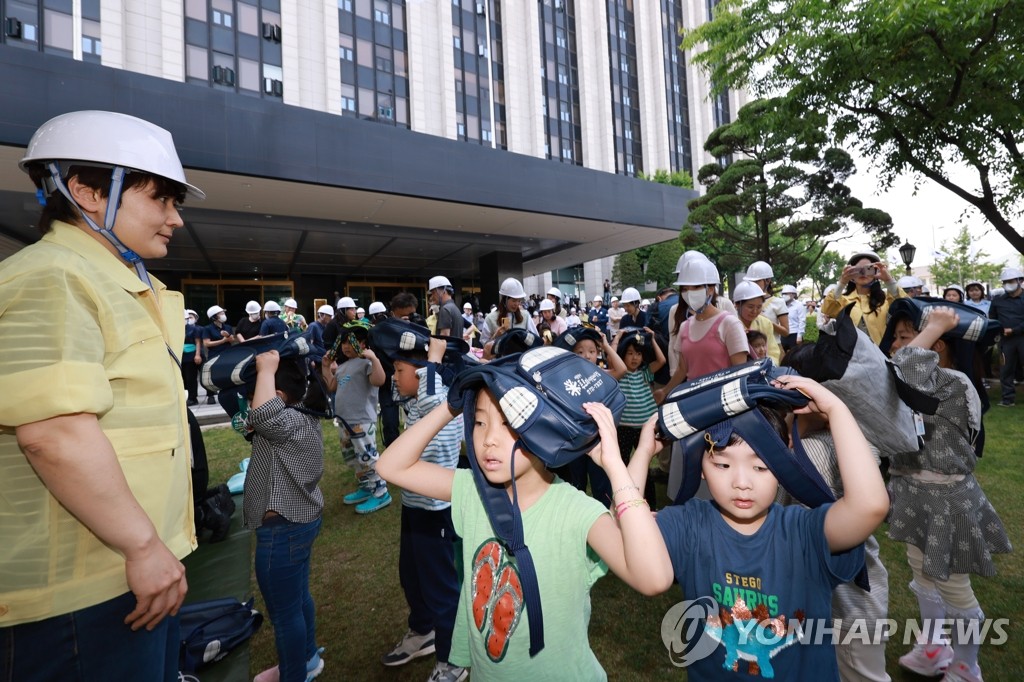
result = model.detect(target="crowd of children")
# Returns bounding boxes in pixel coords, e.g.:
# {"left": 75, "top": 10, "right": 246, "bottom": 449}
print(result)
{"left": 205, "top": 260, "right": 1014, "bottom": 682}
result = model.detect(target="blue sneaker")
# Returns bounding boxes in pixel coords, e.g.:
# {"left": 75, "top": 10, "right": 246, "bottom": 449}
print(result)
{"left": 343, "top": 488, "right": 372, "bottom": 505}
{"left": 355, "top": 491, "right": 392, "bottom": 514}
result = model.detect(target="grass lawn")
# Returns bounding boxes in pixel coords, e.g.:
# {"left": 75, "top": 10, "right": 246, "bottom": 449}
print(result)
{"left": 200, "top": 384, "right": 1021, "bottom": 681}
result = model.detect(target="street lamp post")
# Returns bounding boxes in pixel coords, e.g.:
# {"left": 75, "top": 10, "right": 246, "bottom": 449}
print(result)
{"left": 898, "top": 241, "right": 917, "bottom": 275}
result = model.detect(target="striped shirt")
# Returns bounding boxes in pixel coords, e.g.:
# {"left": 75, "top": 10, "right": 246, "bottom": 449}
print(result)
{"left": 619, "top": 366, "right": 657, "bottom": 426}
{"left": 244, "top": 396, "right": 325, "bottom": 529}
{"left": 401, "top": 367, "right": 463, "bottom": 510}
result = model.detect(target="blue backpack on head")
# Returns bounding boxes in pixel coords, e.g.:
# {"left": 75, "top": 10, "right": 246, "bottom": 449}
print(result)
{"left": 657, "top": 359, "right": 869, "bottom": 589}
{"left": 200, "top": 330, "right": 313, "bottom": 394}
{"left": 447, "top": 347, "right": 626, "bottom": 656}
{"left": 367, "top": 317, "right": 473, "bottom": 394}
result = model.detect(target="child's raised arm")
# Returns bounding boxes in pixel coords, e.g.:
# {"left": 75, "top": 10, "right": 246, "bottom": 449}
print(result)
{"left": 252, "top": 350, "right": 280, "bottom": 409}
{"left": 645, "top": 327, "right": 667, "bottom": 374}
{"left": 601, "top": 332, "right": 628, "bottom": 380}
{"left": 772, "top": 375, "right": 889, "bottom": 551}
{"left": 362, "top": 348, "right": 387, "bottom": 387}
{"left": 377, "top": 401, "right": 459, "bottom": 502}
{"left": 582, "top": 404, "right": 674, "bottom": 596}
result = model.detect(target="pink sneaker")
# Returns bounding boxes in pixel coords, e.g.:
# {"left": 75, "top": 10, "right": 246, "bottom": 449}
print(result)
{"left": 942, "top": 661, "right": 984, "bottom": 682}
{"left": 898, "top": 642, "right": 954, "bottom": 677}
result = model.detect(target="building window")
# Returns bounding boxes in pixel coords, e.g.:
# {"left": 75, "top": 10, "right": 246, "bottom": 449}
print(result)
{"left": 342, "top": 95, "right": 356, "bottom": 111}
{"left": 339, "top": 0, "right": 353, "bottom": 10}
{"left": 374, "top": 9, "right": 390, "bottom": 24}
{"left": 212, "top": 9, "right": 232, "bottom": 27}
{"left": 340, "top": 46, "right": 353, "bottom": 61}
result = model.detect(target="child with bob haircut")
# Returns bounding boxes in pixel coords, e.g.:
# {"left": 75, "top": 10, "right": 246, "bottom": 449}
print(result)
{"left": 616, "top": 371, "right": 889, "bottom": 680}
{"left": 882, "top": 303, "right": 1011, "bottom": 682}
{"left": 246, "top": 350, "right": 330, "bottom": 682}
{"left": 613, "top": 327, "right": 666, "bottom": 507}
{"left": 377, "top": 348, "right": 675, "bottom": 679}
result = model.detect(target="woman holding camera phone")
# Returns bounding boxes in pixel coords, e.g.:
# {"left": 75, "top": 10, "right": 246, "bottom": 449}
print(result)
{"left": 821, "top": 250, "right": 908, "bottom": 344}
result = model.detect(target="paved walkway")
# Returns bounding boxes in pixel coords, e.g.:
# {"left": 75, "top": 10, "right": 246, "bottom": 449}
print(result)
{"left": 190, "top": 385, "right": 232, "bottom": 429}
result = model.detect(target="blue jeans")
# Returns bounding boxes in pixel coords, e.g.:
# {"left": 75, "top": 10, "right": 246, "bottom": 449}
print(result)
{"left": 255, "top": 516, "right": 321, "bottom": 682}
{"left": 0, "top": 591, "right": 179, "bottom": 681}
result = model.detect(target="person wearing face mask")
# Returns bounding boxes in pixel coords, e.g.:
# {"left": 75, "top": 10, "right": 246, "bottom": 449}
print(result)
{"left": 655, "top": 256, "right": 748, "bottom": 403}
{"left": 203, "top": 305, "right": 235, "bottom": 359}
{"left": 989, "top": 267, "right": 1024, "bottom": 407}
{"left": 235, "top": 300, "right": 263, "bottom": 343}
{"left": 182, "top": 310, "right": 201, "bottom": 406}
{"left": 780, "top": 284, "right": 806, "bottom": 352}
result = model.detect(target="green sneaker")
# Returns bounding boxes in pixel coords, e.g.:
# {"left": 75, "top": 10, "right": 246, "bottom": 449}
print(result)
{"left": 343, "top": 488, "right": 372, "bottom": 505}
{"left": 355, "top": 491, "right": 392, "bottom": 515}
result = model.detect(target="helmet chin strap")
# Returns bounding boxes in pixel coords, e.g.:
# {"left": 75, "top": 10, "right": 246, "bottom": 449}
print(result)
{"left": 45, "top": 162, "right": 154, "bottom": 290}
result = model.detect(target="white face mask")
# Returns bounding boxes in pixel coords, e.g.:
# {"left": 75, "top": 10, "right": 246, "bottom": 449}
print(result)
{"left": 1005, "top": 281, "right": 1020, "bottom": 293}
{"left": 216, "top": 313, "right": 227, "bottom": 323}
{"left": 188, "top": 317, "right": 197, "bottom": 325}
{"left": 249, "top": 313, "right": 260, "bottom": 321}
{"left": 683, "top": 289, "right": 710, "bottom": 312}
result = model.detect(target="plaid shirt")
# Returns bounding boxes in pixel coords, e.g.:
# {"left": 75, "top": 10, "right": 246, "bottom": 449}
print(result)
{"left": 244, "top": 397, "right": 325, "bottom": 529}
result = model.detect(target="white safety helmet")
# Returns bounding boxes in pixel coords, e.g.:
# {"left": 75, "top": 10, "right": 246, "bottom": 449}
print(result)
{"left": 20, "top": 110, "right": 205, "bottom": 199}
{"left": 743, "top": 261, "right": 774, "bottom": 282}
{"left": 848, "top": 251, "right": 881, "bottom": 265}
{"left": 733, "top": 281, "right": 767, "bottom": 303}
{"left": 610, "top": 296, "right": 619, "bottom": 303}
{"left": 184, "top": 310, "right": 191, "bottom": 320}
{"left": 897, "top": 275, "right": 924, "bottom": 289}
{"left": 207, "top": 305, "right": 225, "bottom": 319}
{"left": 463, "top": 302, "right": 473, "bottom": 310}
{"left": 317, "top": 304, "right": 334, "bottom": 316}
{"left": 547, "top": 287, "right": 562, "bottom": 299}
{"left": 428, "top": 275, "right": 452, "bottom": 291}
{"left": 356, "top": 307, "right": 365, "bottom": 316}
{"left": 942, "top": 285, "right": 965, "bottom": 299}
{"left": 999, "top": 266, "right": 1024, "bottom": 281}
{"left": 675, "top": 258, "right": 716, "bottom": 287}
{"left": 336, "top": 296, "right": 357, "bottom": 309}
{"left": 539, "top": 299, "right": 555, "bottom": 311}
{"left": 593, "top": 294, "right": 604, "bottom": 302}
{"left": 620, "top": 287, "right": 642, "bottom": 304}
{"left": 244, "top": 300, "right": 261, "bottom": 314}
{"left": 263, "top": 301, "right": 281, "bottom": 312}
{"left": 780, "top": 284, "right": 798, "bottom": 296}
{"left": 672, "top": 250, "right": 709, "bottom": 276}
{"left": 498, "top": 277, "right": 527, "bottom": 299}
{"left": 283, "top": 298, "right": 298, "bottom": 309}
{"left": 186, "top": 309, "right": 198, "bottom": 319}
{"left": 368, "top": 301, "right": 387, "bottom": 315}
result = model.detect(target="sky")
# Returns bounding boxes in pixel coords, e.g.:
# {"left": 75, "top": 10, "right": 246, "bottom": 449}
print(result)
{"left": 839, "top": 158, "right": 1019, "bottom": 269}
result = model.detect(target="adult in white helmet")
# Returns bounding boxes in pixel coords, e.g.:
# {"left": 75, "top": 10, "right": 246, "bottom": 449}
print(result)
{"left": 607, "top": 295, "right": 626, "bottom": 336}
{"left": 305, "top": 304, "right": 335, "bottom": 364}
{"left": 260, "top": 300, "right": 288, "bottom": 335}
{"left": 282, "top": 297, "right": 307, "bottom": 332}
{"left": 428, "top": 275, "right": 463, "bottom": 337}
{"left": 538, "top": 297, "right": 567, "bottom": 338}
{"left": 991, "top": 266, "right": 1024, "bottom": 406}
{"left": 1, "top": 111, "right": 203, "bottom": 678}
{"left": 942, "top": 284, "right": 966, "bottom": 304}
{"left": 963, "top": 281, "right": 990, "bottom": 314}
{"left": 821, "top": 250, "right": 905, "bottom": 344}
{"left": 656, "top": 258, "right": 748, "bottom": 403}
{"left": 546, "top": 286, "right": 566, "bottom": 318}
{"left": 235, "top": 300, "right": 264, "bottom": 342}
{"left": 779, "top": 284, "right": 806, "bottom": 352}
{"left": 896, "top": 275, "right": 924, "bottom": 298}
{"left": 618, "top": 286, "right": 648, "bottom": 328}
{"left": 733, "top": 281, "right": 782, "bottom": 364}
{"left": 743, "top": 260, "right": 789, "bottom": 348}
{"left": 336, "top": 296, "right": 358, "bottom": 322}
{"left": 481, "top": 277, "right": 538, "bottom": 355}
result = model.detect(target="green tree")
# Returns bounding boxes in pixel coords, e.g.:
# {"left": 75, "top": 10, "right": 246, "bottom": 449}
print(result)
{"left": 612, "top": 170, "right": 694, "bottom": 291}
{"left": 682, "top": 0, "right": 1024, "bottom": 255}
{"left": 806, "top": 249, "right": 847, "bottom": 299}
{"left": 685, "top": 98, "right": 897, "bottom": 283}
{"left": 930, "top": 226, "right": 1004, "bottom": 288}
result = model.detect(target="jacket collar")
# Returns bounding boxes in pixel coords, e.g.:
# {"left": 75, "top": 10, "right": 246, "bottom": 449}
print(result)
{"left": 43, "top": 220, "right": 165, "bottom": 295}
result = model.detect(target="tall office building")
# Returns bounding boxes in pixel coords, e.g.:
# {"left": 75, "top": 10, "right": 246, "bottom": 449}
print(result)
{"left": 0, "top": 0, "right": 744, "bottom": 314}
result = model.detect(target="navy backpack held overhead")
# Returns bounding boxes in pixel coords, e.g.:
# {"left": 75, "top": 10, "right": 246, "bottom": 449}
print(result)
{"left": 367, "top": 317, "right": 473, "bottom": 394}
{"left": 200, "top": 330, "right": 313, "bottom": 393}
{"left": 447, "top": 346, "right": 626, "bottom": 656}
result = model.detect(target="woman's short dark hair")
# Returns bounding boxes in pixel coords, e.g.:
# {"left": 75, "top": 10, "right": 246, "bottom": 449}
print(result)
{"left": 28, "top": 165, "right": 186, "bottom": 235}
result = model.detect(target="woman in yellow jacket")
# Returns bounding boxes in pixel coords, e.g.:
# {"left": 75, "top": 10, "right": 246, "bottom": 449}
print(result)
{"left": 821, "top": 251, "right": 906, "bottom": 344}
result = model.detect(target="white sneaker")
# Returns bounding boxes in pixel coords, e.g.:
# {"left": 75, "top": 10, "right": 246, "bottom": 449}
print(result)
{"left": 428, "top": 661, "right": 469, "bottom": 682}
{"left": 942, "top": 661, "right": 984, "bottom": 682}
{"left": 898, "top": 642, "right": 955, "bottom": 677}
{"left": 380, "top": 629, "right": 436, "bottom": 667}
